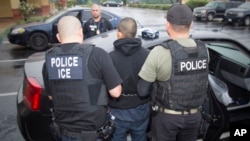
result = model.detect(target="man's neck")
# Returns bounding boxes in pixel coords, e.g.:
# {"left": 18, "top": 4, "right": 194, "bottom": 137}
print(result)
{"left": 170, "top": 32, "right": 190, "bottom": 40}
{"left": 93, "top": 16, "right": 101, "bottom": 22}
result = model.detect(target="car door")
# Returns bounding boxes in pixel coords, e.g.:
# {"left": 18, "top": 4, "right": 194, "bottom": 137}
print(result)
{"left": 216, "top": 2, "right": 226, "bottom": 18}
{"left": 52, "top": 10, "right": 82, "bottom": 43}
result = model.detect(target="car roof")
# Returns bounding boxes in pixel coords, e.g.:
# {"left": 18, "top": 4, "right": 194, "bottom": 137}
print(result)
{"left": 84, "top": 26, "right": 247, "bottom": 51}
{"left": 24, "top": 26, "right": 250, "bottom": 87}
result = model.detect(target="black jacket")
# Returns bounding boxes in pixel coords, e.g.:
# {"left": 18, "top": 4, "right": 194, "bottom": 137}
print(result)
{"left": 109, "top": 38, "right": 149, "bottom": 109}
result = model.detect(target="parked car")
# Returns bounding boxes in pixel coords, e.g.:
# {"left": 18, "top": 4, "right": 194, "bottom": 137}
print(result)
{"left": 102, "top": 1, "right": 122, "bottom": 7}
{"left": 193, "top": 1, "right": 243, "bottom": 21}
{"left": 224, "top": 2, "right": 250, "bottom": 26}
{"left": 7, "top": 7, "right": 121, "bottom": 51}
{"left": 17, "top": 26, "right": 250, "bottom": 141}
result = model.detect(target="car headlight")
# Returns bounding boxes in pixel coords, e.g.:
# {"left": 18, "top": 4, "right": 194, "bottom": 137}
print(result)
{"left": 237, "top": 12, "right": 244, "bottom": 17}
{"left": 11, "top": 28, "right": 25, "bottom": 35}
{"left": 201, "top": 10, "right": 207, "bottom": 14}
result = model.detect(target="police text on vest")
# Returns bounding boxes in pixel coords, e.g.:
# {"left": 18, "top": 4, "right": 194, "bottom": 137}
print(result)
{"left": 50, "top": 56, "right": 79, "bottom": 79}
{"left": 180, "top": 59, "right": 207, "bottom": 72}
{"left": 47, "top": 55, "right": 83, "bottom": 80}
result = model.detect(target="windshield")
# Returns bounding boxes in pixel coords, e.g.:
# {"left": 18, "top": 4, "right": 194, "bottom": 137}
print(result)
{"left": 238, "top": 2, "right": 250, "bottom": 9}
{"left": 206, "top": 43, "right": 250, "bottom": 66}
{"left": 205, "top": 2, "right": 218, "bottom": 7}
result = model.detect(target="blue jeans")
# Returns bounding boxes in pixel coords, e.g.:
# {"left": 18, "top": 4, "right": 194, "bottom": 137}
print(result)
{"left": 61, "top": 134, "right": 103, "bottom": 141}
{"left": 111, "top": 118, "right": 149, "bottom": 141}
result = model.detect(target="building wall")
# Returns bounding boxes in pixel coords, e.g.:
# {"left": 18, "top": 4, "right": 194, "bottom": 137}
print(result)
{"left": 0, "top": 0, "right": 12, "bottom": 18}
{"left": 0, "top": 0, "right": 50, "bottom": 19}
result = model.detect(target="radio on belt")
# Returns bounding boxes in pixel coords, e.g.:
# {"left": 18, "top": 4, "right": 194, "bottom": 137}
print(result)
{"left": 141, "top": 28, "right": 159, "bottom": 39}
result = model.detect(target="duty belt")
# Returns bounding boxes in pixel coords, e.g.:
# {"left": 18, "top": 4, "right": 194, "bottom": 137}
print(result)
{"left": 152, "top": 106, "right": 200, "bottom": 115}
{"left": 61, "top": 128, "right": 99, "bottom": 139}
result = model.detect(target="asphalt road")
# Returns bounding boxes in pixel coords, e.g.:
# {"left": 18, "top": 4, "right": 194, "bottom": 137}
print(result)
{"left": 0, "top": 6, "right": 249, "bottom": 141}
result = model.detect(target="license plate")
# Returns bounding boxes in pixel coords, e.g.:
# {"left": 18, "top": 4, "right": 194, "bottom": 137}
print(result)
{"left": 228, "top": 18, "right": 232, "bottom": 22}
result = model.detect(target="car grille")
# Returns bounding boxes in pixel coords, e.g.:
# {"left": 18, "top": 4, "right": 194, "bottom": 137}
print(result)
{"left": 225, "top": 11, "right": 237, "bottom": 17}
{"left": 195, "top": 12, "right": 201, "bottom": 14}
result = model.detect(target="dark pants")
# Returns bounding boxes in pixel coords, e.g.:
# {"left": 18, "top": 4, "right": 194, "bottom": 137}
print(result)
{"left": 149, "top": 111, "right": 201, "bottom": 141}
{"left": 111, "top": 118, "right": 149, "bottom": 141}
{"left": 61, "top": 134, "right": 103, "bottom": 141}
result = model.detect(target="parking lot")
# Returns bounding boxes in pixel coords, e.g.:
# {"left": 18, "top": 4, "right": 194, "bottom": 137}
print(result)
{"left": 0, "top": 6, "right": 250, "bottom": 141}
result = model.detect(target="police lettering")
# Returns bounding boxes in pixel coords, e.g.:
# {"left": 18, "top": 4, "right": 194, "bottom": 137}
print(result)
{"left": 51, "top": 57, "right": 78, "bottom": 68}
{"left": 180, "top": 59, "right": 207, "bottom": 72}
{"left": 58, "top": 68, "right": 71, "bottom": 79}
{"left": 47, "top": 56, "right": 83, "bottom": 79}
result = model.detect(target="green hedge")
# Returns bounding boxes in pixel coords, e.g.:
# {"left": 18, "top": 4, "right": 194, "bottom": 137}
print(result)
{"left": 128, "top": 0, "right": 209, "bottom": 11}
{"left": 129, "top": 4, "right": 171, "bottom": 10}
{"left": 185, "top": 0, "right": 209, "bottom": 10}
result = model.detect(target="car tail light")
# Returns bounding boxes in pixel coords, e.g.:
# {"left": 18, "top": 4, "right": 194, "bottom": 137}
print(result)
{"left": 23, "top": 77, "right": 42, "bottom": 111}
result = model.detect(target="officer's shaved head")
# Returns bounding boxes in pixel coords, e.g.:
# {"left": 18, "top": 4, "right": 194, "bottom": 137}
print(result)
{"left": 117, "top": 17, "right": 137, "bottom": 38}
{"left": 91, "top": 4, "right": 101, "bottom": 19}
{"left": 57, "top": 16, "right": 83, "bottom": 43}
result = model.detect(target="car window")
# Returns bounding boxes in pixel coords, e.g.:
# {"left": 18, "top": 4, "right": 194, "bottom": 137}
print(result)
{"left": 217, "top": 3, "right": 226, "bottom": 9}
{"left": 82, "top": 10, "right": 92, "bottom": 22}
{"left": 206, "top": 2, "right": 218, "bottom": 7}
{"left": 101, "top": 12, "right": 113, "bottom": 21}
{"left": 239, "top": 2, "right": 250, "bottom": 9}
{"left": 65, "top": 11, "right": 80, "bottom": 18}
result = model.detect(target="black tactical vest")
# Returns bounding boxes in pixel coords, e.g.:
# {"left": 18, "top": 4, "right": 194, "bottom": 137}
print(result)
{"left": 45, "top": 44, "right": 108, "bottom": 112}
{"left": 154, "top": 40, "right": 209, "bottom": 111}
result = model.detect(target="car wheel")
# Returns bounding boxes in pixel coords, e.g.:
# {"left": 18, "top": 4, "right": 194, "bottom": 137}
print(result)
{"left": 244, "top": 16, "right": 250, "bottom": 26}
{"left": 206, "top": 13, "right": 214, "bottom": 22}
{"left": 29, "top": 32, "right": 48, "bottom": 51}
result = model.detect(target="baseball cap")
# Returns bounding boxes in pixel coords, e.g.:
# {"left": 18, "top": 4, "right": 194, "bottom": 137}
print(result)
{"left": 166, "top": 4, "right": 193, "bottom": 25}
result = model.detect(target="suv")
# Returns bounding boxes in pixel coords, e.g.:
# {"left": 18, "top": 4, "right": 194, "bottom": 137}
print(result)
{"left": 224, "top": 2, "right": 250, "bottom": 26}
{"left": 193, "top": 1, "right": 243, "bottom": 21}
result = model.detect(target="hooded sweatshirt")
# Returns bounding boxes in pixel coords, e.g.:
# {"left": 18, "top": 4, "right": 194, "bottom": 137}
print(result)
{"left": 109, "top": 38, "right": 149, "bottom": 109}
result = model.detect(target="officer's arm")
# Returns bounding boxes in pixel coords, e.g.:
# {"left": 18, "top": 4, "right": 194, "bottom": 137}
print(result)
{"left": 42, "top": 62, "right": 53, "bottom": 100}
{"left": 109, "top": 84, "right": 122, "bottom": 98}
{"left": 137, "top": 78, "right": 152, "bottom": 97}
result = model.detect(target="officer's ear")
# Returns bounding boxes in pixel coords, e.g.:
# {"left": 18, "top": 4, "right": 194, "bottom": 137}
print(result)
{"left": 117, "top": 29, "right": 123, "bottom": 39}
{"left": 79, "top": 28, "right": 84, "bottom": 39}
{"left": 56, "top": 33, "right": 61, "bottom": 43}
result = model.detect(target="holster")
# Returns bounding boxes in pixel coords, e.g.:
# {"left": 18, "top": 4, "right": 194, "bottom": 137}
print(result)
{"left": 97, "top": 120, "right": 116, "bottom": 140}
{"left": 50, "top": 122, "right": 61, "bottom": 141}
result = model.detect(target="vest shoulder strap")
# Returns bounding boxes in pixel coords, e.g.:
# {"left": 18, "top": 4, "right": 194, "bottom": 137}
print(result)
{"left": 160, "top": 39, "right": 174, "bottom": 49}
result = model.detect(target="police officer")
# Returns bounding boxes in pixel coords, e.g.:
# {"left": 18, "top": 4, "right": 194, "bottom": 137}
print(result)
{"left": 137, "top": 4, "right": 209, "bottom": 141}
{"left": 109, "top": 17, "right": 150, "bottom": 141}
{"left": 83, "top": 4, "right": 113, "bottom": 39}
{"left": 42, "top": 16, "right": 122, "bottom": 141}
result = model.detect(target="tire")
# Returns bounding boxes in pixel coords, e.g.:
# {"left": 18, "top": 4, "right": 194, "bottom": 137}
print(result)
{"left": 29, "top": 32, "right": 48, "bottom": 51}
{"left": 206, "top": 13, "right": 214, "bottom": 22}
{"left": 244, "top": 16, "right": 250, "bottom": 26}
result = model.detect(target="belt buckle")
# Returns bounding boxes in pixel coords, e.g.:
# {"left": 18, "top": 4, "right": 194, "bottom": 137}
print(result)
{"left": 152, "top": 105, "right": 159, "bottom": 111}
